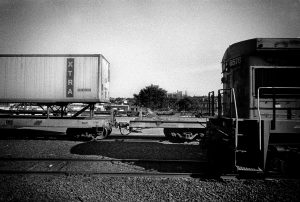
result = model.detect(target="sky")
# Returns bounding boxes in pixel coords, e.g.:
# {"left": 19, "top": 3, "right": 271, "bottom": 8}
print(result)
{"left": 0, "top": 0, "right": 299, "bottom": 98}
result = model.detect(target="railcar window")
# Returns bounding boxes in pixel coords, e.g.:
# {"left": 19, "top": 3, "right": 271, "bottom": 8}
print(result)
{"left": 254, "top": 68, "right": 300, "bottom": 97}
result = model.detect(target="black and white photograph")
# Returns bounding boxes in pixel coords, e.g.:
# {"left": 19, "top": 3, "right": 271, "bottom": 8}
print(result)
{"left": 0, "top": 0, "right": 300, "bottom": 201}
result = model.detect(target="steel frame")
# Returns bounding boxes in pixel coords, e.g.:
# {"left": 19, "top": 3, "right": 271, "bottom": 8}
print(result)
{"left": 129, "top": 118, "right": 207, "bottom": 129}
{"left": 0, "top": 103, "right": 114, "bottom": 129}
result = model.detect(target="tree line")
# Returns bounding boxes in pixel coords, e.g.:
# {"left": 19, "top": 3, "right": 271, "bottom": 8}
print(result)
{"left": 132, "top": 84, "right": 207, "bottom": 112}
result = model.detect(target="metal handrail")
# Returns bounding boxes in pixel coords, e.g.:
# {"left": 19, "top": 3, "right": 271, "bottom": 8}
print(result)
{"left": 257, "top": 87, "right": 300, "bottom": 151}
{"left": 218, "top": 88, "right": 239, "bottom": 148}
{"left": 208, "top": 91, "right": 215, "bottom": 116}
{"left": 231, "top": 88, "right": 239, "bottom": 149}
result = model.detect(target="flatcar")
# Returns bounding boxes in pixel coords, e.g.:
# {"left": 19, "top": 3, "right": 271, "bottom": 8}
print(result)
{"left": 206, "top": 38, "right": 300, "bottom": 175}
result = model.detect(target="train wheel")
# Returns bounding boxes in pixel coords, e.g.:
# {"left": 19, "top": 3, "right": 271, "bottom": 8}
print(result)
{"left": 164, "top": 128, "right": 201, "bottom": 142}
{"left": 182, "top": 131, "right": 196, "bottom": 141}
{"left": 164, "top": 128, "right": 176, "bottom": 141}
{"left": 118, "top": 122, "right": 131, "bottom": 135}
{"left": 119, "top": 126, "right": 130, "bottom": 135}
{"left": 107, "top": 128, "right": 112, "bottom": 136}
{"left": 93, "top": 127, "right": 108, "bottom": 140}
{"left": 163, "top": 128, "right": 183, "bottom": 142}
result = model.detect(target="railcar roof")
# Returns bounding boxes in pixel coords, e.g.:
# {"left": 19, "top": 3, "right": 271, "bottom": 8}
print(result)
{"left": 0, "top": 54, "right": 110, "bottom": 64}
{"left": 222, "top": 38, "right": 300, "bottom": 62}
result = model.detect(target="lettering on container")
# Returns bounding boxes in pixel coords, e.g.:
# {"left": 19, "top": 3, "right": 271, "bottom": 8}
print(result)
{"left": 66, "top": 58, "right": 74, "bottom": 97}
{"left": 77, "top": 88, "right": 91, "bottom": 92}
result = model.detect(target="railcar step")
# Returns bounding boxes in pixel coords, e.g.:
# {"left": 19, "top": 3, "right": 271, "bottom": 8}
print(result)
{"left": 236, "top": 149, "right": 247, "bottom": 153}
{"left": 236, "top": 165, "right": 262, "bottom": 172}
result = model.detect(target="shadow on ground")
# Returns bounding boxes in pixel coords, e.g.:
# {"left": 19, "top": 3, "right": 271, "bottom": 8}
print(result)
{"left": 70, "top": 140, "right": 207, "bottom": 173}
{"left": 0, "top": 129, "right": 69, "bottom": 140}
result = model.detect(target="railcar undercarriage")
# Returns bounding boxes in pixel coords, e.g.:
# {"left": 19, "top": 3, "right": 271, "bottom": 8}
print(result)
{"left": 118, "top": 116, "right": 207, "bottom": 142}
{"left": 0, "top": 103, "right": 115, "bottom": 140}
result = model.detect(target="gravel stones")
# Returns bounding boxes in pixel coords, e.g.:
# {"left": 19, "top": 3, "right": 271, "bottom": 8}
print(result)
{"left": 0, "top": 175, "right": 299, "bottom": 201}
{"left": 1, "top": 127, "right": 300, "bottom": 201}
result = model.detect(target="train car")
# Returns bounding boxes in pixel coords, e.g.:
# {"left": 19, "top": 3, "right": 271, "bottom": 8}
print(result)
{"left": 118, "top": 107, "right": 208, "bottom": 141}
{"left": 0, "top": 54, "right": 114, "bottom": 139}
{"left": 206, "top": 38, "right": 300, "bottom": 175}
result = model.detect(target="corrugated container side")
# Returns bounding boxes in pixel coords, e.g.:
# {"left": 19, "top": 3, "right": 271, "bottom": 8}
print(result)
{"left": 0, "top": 55, "right": 110, "bottom": 103}
{"left": 100, "top": 56, "right": 110, "bottom": 101}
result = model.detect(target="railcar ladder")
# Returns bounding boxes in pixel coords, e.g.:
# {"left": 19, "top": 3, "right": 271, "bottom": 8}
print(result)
{"left": 219, "top": 88, "right": 262, "bottom": 174}
{"left": 234, "top": 119, "right": 263, "bottom": 174}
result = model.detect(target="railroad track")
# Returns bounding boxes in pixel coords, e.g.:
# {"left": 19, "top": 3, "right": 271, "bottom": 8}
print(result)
{"left": 0, "top": 157, "right": 208, "bottom": 177}
{"left": 1, "top": 157, "right": 296, "bottom": 179}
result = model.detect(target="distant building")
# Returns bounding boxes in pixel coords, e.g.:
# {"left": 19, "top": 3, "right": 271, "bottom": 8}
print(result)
{"left": 167, "top": 90, "right": 186, "bottom": 99}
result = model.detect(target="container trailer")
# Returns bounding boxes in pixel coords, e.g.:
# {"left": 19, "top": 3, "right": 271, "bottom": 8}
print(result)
{"left": 0, "top": 54, "right": 114, "bottom": 139}
{"left": 0, "top": 54, "right": 110, "bottom": 103}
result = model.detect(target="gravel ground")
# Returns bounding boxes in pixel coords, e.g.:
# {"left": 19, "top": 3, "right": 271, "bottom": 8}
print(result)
{"left": 0, "top": 126, "right": 300, "bottom": 201}
{"left": 0, "top": 138, "right": 205, "bottom": 174}
{"left": 0, "top": 175, "right": 299, "bottom": 201}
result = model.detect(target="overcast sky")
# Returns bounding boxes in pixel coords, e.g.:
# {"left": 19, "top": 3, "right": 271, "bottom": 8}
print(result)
{"left": 0, "top": 0, "right": 299, "bottom": 97}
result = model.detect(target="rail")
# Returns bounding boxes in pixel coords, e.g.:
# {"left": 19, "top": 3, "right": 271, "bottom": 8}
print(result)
{"left": 257, "top": 87, "right": 300, "bottom": 151}
{"left": 0, "top": 157, "right": 207, "bottom": 177}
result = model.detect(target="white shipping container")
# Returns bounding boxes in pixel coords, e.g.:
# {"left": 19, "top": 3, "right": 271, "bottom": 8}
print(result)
{"left": 0, "top": 54, "right": 110, "bottom": 103}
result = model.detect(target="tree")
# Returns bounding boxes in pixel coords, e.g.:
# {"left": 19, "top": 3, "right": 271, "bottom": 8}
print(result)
{"left": 166, "top": 97, "right": 178, "bottom": 111}
{"left": 133, "top": 85, "right": 167, "bottom": 110}
{"left": 176, "top": 97, "right": 194, "bottom": 111}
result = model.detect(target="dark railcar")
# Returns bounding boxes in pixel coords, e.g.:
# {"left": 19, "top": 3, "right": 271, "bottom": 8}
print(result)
{"left": 206, "top": 38, "right": 300, "bottom": 175}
